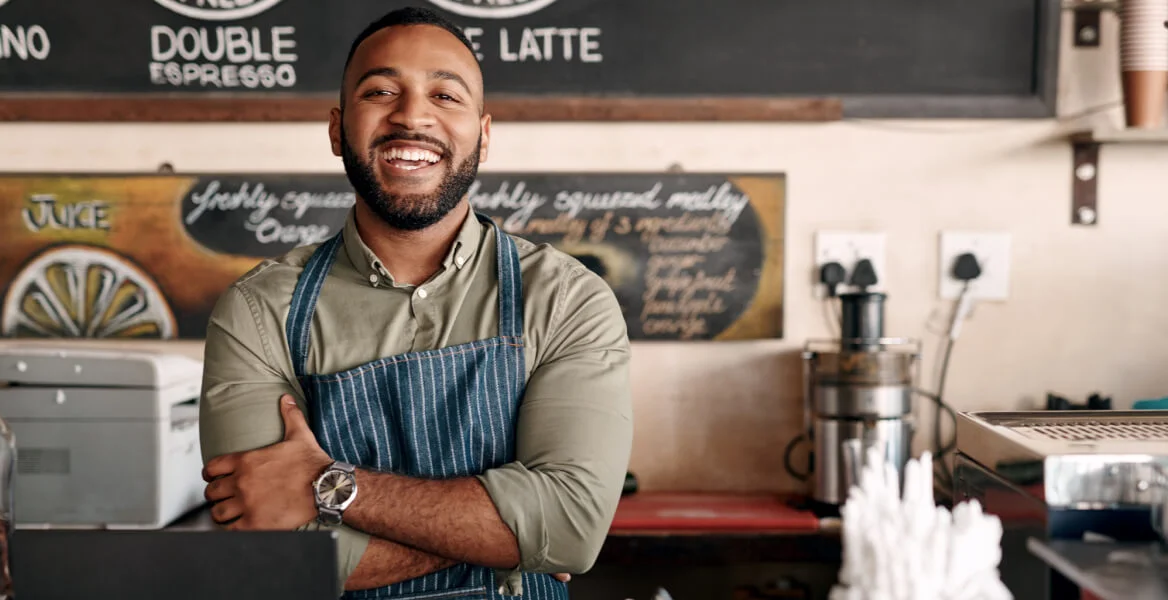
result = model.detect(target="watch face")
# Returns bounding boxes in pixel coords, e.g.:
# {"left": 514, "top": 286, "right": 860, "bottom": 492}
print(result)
{"left": 316, "top": 470, "right": 354, "bottom": 508}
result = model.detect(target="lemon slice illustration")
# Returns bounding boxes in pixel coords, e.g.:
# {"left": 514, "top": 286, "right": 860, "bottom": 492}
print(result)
{"left": 1, "top": 246, "right": 176, "bottom": 339}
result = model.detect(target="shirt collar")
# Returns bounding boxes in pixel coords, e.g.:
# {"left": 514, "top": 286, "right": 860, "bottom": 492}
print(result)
{"left": 341, "top": 205, "right": 484, "bottom": 286}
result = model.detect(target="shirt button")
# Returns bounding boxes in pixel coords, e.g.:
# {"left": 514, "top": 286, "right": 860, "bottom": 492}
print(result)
{"left": 368, "top": 273, "right": 379, "bottom": 286}
{"left": 455, "top": 255, "right": 466, "bottom": 267}
{"left": 417, "top": 287, "right": 428, "bottom": 299}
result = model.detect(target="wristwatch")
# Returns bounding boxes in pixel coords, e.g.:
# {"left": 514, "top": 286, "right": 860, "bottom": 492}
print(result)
{"left": 313, "top": 461, "right": 358, "bottom": 525}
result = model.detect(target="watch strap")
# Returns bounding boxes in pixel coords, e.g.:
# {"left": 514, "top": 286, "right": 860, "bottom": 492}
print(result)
{"left": 317, "top": 506, "right": 343, "bottom": 525}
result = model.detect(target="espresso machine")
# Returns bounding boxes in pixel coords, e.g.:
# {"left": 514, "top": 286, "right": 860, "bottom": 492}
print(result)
{"left": 801, "top": 292, "right": 920, "bottom": 507}
{"left": 953, "top": 410, "right": 1168, "bottom": 599}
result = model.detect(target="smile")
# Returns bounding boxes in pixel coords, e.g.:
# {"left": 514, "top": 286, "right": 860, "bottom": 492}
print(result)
{"left": 381, "top": 146, "right": 443, "bottom": 173}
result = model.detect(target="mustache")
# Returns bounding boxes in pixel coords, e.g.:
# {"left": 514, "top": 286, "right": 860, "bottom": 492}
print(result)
{"left": 370, "top": 132, "right": 451, "bottom": 157}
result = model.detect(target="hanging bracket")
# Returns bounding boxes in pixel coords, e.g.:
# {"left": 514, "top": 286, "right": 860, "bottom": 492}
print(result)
{"left": 1073, "top": 7, "right": 1102, "bottom": 47}
{"left": 1066, "top": 1, "right": 1119, "bottom": 47}
{"left": 1071, "top": 137, "right": 1100, "bottom": 226}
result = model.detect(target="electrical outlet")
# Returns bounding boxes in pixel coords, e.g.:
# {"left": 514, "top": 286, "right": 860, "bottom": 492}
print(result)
{"left": 938, "top": 232, "right": 1011, "bottom": 300}
{"left": 813, "top": 231, "right": 887, "bottom": 298}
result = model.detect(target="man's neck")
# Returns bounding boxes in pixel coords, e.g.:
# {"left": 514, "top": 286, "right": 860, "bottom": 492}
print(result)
{"left": 354, "top": 200, "right": 468, "bottom": 287}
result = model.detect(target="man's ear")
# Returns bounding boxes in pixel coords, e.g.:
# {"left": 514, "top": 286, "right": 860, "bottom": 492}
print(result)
{"left": 478, "top": 114, "right": 491, "bottom": 163}
{"left": 328, "top": 107, "right": 343, "bottom": 157}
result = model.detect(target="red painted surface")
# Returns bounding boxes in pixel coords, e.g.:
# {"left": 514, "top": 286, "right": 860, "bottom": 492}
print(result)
{"left": 609, "top": 492, "right": 821, "bottom": 532}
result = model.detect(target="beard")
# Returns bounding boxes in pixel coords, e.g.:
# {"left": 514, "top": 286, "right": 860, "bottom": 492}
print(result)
{"left": 340, "top": 124, "right": 480, "bottom": 231}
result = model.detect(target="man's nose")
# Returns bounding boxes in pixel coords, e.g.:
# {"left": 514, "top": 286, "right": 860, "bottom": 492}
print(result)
{"left": 387, "top": 91, "right": 436, "bottom": 130}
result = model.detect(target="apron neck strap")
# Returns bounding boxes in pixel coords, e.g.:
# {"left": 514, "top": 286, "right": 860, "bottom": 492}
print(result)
{"left": 477, "top": 212, "right": 524, "bottom": 341}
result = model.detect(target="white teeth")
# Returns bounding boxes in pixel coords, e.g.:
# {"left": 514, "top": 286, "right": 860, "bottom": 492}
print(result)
{"left": 382, "top": 147, "right": 441, "bottom": 164}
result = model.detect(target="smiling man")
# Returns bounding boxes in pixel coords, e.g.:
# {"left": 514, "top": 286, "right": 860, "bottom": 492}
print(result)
{"left": 197, "top": 7, "right": 633, "bottom": 599}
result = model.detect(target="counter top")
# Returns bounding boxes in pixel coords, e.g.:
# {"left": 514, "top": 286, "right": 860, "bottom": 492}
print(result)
{"left": 609, "top": 492, "right": 824, "bottom": 533}
{"left": 601, "top": 492, "right": 839, "bottom": 566}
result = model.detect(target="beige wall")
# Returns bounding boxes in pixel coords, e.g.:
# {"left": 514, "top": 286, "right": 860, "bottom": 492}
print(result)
{"left": 2, "top": 11, "right": 1167, "bottom": 494}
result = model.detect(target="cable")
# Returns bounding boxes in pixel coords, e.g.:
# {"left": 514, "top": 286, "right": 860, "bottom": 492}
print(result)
{"left": 932, "top": 336, "right": 960, "bottom": 489}
{"left": 783, "top": 433, "right": 811, "bottom": 482}
{"left": 916, "top": 388, "right": 959, "bottom": 455}
{"left": 819, "top": 261, "right": 847, "bottom": 336}
{"left": 931, "top": 253, "right": 982, "bottom": 491}
{"left": 932, "top": 283, "right": 971, "bottom": 490}
{"left": 822, "top": 299, "right": 839, "bottom": 336}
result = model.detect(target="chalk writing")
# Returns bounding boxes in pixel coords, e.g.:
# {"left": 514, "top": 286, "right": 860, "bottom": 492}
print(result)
{"left": 428, "top": 0, "right": 561, "bottom": 20}
{"left": 173, "top": 173, "right": 777, "bottom": 339}
{"left": 458, "top": 26, "right": 602, "bottom": 63}
{"left": 470, "top": 175, "right": 766, "bottom": 340}
{"left": 182, "top": 179, "right": 354, "bottom": 250}
{"left": 0, "top": 25, "right": 51, "bottom": 61}
{"left": 149, "top": 25, "right": 298, "bottom": 88}
{"left": 22, "top": 195, "right": 110, "bottom": 232}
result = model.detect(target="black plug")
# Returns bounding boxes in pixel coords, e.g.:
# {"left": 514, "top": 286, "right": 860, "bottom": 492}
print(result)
{"left": 849, "top": 258, "right": 879, "bottom": 291}
{"left": 953, "top": 252, "right": 982, "bottom": 282}
{"left": 819, "top": 262, "right": 846, "bottom": 297}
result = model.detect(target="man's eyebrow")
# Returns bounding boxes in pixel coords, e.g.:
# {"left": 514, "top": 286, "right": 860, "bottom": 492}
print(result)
{"left": 353, "top": 67, "right": 473, "bottom": 96}
{"left": 432, "top": 70, "right": 471, "bottom": 95}
{"left": 354, "top": 67, "right": 400, "bottom": 88}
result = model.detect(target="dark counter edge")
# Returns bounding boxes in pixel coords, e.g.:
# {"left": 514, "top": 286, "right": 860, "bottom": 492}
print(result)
{"left": 39, "top": 504, "right": 842, "bottom": 568}
{"left": 598, "top": 530, "right": 841, "bottom": 567}
{"left": 0, "top": 95, "right": 842, "bottom": 122}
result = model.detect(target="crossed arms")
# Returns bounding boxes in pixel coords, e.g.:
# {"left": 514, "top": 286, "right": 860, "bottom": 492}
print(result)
{"left": 197, "top": 271, "right": 633, "bottom": 593}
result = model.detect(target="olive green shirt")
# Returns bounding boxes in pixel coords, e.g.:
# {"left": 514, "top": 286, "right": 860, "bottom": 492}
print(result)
{"left": 198, "top": 205, "right": 633, "bottom": 594}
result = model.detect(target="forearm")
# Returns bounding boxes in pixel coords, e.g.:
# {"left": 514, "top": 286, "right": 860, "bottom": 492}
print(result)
{"left": 343, "top": 470, "right": 520, "bottom": 569}
{"left": 345, "top": 537, "right": 458, "bottom": 591}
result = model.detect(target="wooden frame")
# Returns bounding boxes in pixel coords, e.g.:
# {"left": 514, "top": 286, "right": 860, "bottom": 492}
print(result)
{"left": 0, "top": 95, "right": 842, "bottom": 122}
{"left": 0, "top": 0, "right": 1060, "bottom": 123}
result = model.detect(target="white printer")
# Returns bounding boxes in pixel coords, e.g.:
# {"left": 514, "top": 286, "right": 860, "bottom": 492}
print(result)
{"left": 0, "top": 343, "right": 206, "bottom": 529}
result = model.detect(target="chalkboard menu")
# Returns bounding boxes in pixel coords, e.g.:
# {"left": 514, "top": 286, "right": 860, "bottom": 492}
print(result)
{"left": 0, "top": 0, "right": 1059, "bottom": 120}
{"left": 0, "top": 173, "right": 784, "bottom": 341}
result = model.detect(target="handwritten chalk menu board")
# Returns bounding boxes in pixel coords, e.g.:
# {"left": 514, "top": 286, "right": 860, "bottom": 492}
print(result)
{"left": 0, "top": 0, "right": 1058, "bottom": 120}
{"left": 0, "top": 173, "right": 784, "bottom": 341}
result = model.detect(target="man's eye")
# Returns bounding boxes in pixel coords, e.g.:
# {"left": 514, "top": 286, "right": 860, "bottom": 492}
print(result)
{"left": 435, "top": 93, "right": 459, "bottom": 102}
{"left": 364, "top": 89, "right": 394, "bottom": 98}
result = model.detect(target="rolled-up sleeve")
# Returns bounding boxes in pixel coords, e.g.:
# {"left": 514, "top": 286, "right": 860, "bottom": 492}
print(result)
{"left": 476, "top": 263, "right": 634, "bottom": 576}
{"left": 200, "top": 281, "right": 371, "bottom": 595}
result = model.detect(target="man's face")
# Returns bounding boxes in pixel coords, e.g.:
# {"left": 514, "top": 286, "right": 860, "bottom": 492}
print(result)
{"left": 330, "top": 24, "right": 490, "bottom": 231}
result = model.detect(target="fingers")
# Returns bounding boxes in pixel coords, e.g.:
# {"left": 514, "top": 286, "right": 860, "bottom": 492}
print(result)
{"left": 209, "top": 498, "right": 244, "bottom": 525}
{"left": 202, "top": 454, "right": 237, "bottom": 482}
{"left": 204, "top": 475, "right": 237, "bottom": 504}
{"left": 553, "top": 573, "right": 571, "bottom": 583}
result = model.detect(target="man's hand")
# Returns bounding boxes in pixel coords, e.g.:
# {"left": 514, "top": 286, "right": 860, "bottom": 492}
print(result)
{"left": 202, "top": 395, "right": 333, "bottom": 530}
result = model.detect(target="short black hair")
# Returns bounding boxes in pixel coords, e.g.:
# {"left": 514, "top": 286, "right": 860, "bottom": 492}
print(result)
{"left": 342, "top": 6, "right": 479, "bottom": 85}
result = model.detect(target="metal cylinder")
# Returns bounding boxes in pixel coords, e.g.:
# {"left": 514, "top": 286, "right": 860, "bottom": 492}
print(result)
{"left": 840, "top": 292, "right": 885, "bottom": 351}
{"left": 802, "top": 337, "right": 920, "bottom": 506}
{"left": 813, "top": 384, "right": 912, "bottom": 418}
{"left": 812, "top": 416, "right": 914, "bottom": 505}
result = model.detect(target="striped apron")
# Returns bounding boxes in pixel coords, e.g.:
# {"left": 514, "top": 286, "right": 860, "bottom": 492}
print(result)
{"left": 286, "top": 214, "right": 569, "bottom": 600}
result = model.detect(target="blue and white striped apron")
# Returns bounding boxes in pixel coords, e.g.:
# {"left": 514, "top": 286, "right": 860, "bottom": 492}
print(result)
{"left": 286, "top": 213, "right": 569, "bottom": 600}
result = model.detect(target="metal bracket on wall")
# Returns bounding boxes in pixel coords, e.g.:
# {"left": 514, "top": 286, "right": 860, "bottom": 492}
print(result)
{"left": 1071, "top": 139, "right": 1100, "bottom": 226}
{"left": 1065, "top": 1, "right": 1118, "bottom": 47}
{"left": 1073, "top": 7, "right": 1102, "bottom": 47}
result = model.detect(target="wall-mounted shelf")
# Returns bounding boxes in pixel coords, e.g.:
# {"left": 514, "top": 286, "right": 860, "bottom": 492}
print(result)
{"left": 1068, "top": 126, "right": 1168, "bottom": 226}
